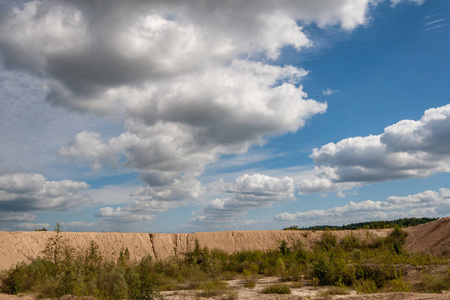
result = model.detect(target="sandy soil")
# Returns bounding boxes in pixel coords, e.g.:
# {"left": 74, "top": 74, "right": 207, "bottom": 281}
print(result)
{"left": 160, "top": 276, "right": 450, "bottom": 299}
{"left": 0, "top": 295, "right": 34, "bottom": 300}
{"left": 405, "top": 218, "right": 450, "bottom": 257}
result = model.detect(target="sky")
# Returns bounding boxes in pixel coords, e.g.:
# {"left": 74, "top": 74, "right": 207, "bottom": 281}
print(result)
{"left": 0, "top": 0, "right": 450, "bottom": 232}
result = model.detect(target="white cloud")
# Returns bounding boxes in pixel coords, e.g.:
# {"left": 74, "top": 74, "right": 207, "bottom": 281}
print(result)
{"left": 191, "top": 174, "right": 294, "bottom": 227}
{"left": 322, "top": 88, "right": 336, "bottom": 96}
{"left": 390, "top": 0, "right": 425, "bottom": 6}
{"left": 275, "top": 188, "right": 450, "bottom": 226}
{"left": 0, "top": 172, "right": 90, "bottom": 211}
{"left": 9, "top": 222, "right": 51, "bottom": 231}
{"left": 88, "top": 184, "right": 139, "bottom": 206}
{"left": 93, "top": 176, "right": 205, "bottom": 225}
{"left": 59, "top": 61, "right": 327, "bottom": 187}
{"left": 60, "top": 221, "right": 98, "bottom": 232}
{"left": 0, "top": 212, "right": 36, "bottom": 222}
{"left": 299, "top": 104, "right": 450, "bottom": 195}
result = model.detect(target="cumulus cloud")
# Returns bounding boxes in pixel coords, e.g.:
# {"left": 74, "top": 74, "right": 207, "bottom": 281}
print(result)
{"left": 8, "top": 222, "right": 51, "bottom": 231}
{"left": 95, "top": 206, "right": 155, "bottom": 224}
{"left": 0, "top": 173, "right": 90, "bottom": 211}
{"left": 59, "top": 61, "right": 326, "bottom": 187}
{"left": 275, "top": 188, "right": 450, "bottom": 226}
{"left": 0, "top": 0, "right": 362, "bottom": 112}
{"left": 0, "top": 0, "right": 394, "bottom": 224}
{"left": 191, "top": 174, "right": 294, "bottom": 226}
{"left": 299, "top": 104, "right": 450, "bottom": 194}
{"left": 94, "top": 176, "right": 204, "bottom": 225}
{"left": 0, "top": 212, "right": 36, "bottom": 222}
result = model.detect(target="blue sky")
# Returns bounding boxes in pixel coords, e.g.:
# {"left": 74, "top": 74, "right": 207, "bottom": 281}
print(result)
{"left": 0, "top": 0, "right": 449, "bottom": 232}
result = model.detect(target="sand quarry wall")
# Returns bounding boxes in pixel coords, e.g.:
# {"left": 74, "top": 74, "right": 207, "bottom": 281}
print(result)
{"left": 0, "top": 218, "right": 448, "bottom": 271}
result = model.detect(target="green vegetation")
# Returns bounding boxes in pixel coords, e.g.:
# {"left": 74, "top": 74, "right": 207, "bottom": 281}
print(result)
{"left": 261, "top": 283, "right": 291, "bottom": 294}
{"left": 0, "top": 223, "right": 449, "bottom": 299}
{"left": 283, "top": 217, "right": 438, "bottom": 231}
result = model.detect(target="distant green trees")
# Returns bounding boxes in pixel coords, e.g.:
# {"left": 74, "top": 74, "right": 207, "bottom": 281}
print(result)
{"left": 283, "top": 217, "right": 438, "bottom": 231}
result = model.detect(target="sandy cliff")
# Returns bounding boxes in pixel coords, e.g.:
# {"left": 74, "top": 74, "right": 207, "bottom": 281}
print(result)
{"left": 1, "top": 218, "right": 449, "bottom": 271}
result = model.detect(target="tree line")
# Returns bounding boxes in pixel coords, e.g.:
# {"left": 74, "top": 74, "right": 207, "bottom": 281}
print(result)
{"left": 283, "top": 217, "right": 438, "bottom": 231}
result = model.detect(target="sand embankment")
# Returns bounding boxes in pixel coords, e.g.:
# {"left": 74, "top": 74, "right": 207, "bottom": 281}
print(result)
{"left": 0, "top": 229, "right": 389, "bottom": 271}
{"left": 1, "top": 218, "right": 449, "bottom": 271}
{"left": 404, "top": 217, "right": 450, "bottom": 256}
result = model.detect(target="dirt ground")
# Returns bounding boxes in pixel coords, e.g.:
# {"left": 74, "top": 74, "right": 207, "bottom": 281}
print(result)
{"left": 2, "top": 291, "right": 449, "bottom": 300}
{"left": 160, "top": 276, "right": 450, "bottom": 299}
{"left": 2, "top": 276, "right": 449, "bottom": 300}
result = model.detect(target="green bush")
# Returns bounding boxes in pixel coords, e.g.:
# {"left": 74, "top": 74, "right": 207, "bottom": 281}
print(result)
{"left": 196, "top": 279, "right": 230, "bottom": 298}
{"left": 354, "top": 279, "right": 378, "bottom": 294}
{"left": 311, "top": 255, "right": 335, "bottom": 285}
{"left": 319, "top": 286, "right": 349, "bottom": 297}
{"left": 0, "top": 263, "right": 27, "bottom": 294}
{"left": 340, "top": 234, "right": 363, "bottom": 252}
{"left": 383, "top": 277, "right": 410, "bottom": 292}
{"left": 261, "top": 283, "right": 291, "bottom": 294}
{"left": 320, "top": 231, "right": 337, "bottom": 251}
{"left": 420, "top": 270, "right": 450, "bottom": 293}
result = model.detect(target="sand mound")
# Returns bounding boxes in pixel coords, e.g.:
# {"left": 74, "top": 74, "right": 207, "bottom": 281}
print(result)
{"left": 0, "top": 228, "right": 391, "bottom": 271}
{"left": 1, "top": 218, "right": 449, "bottom": 271}
{"left": 405, "top": 217, "right": 450, "bottom": 256}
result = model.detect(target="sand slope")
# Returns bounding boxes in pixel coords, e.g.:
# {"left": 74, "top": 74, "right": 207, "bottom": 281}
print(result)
{"left": 1, "top": 218, "right": 449, "bottom": 271}
{"left": 405, "top": 217, "right": 450, "bottom": 256}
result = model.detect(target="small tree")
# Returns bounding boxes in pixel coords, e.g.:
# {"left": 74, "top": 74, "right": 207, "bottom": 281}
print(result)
{"left": 85, "top": 240, "right": 103, "bottom": 271}
{"left": 42, "top": 223, "right": 67, "bottom": 265}
{"left": 279, "top": 240, "right": 290, "bottom": 256}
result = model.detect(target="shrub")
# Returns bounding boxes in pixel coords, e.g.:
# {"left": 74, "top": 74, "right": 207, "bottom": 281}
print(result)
{"left": 420, "top": 271, "right": 450, "bottom": 293}
{"left": 0, "top": 263, "right": 27, "bottom": 294}
{"left": 96, "top": 264, "right": 128, "bottom": 300}
{"left": 385, "top": 226, "right": 408, "bottom": 254}
{"left": 261, "top": 283, "right": 291, "bottom": 294}
{"left": 320, "top": 231, "right": 337, "bottom": 251}
{"left": 279, "top": 240, "right": 290, "bottom": 256}
{"left": 383, "top": 277, "right": 410, "bottom": 292}
{"left": 243, "top": 281, "right": 256, "bottom": 288}
{"left": 319, "top": 286, "right": 348, "bottom": 297}
{"left": 354, "top": 279, "right": 378, "bottom": 294}
{"left": 196, "top": 279, "right": 230, "bottom": 298}
{"left": 310, "top": 255, "right": 335, "bottom": 285}
{"left": 340, "top": 234, "right": 363, "bottom": 252}
{"left": 361, "top": 264, "right": 398, "bottom": 289}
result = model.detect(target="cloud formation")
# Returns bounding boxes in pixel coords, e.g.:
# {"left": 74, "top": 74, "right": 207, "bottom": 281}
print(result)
{"left": 191, "top": 174, "right": 294, "bottom": 226}
{"left": 0, "top": 173, "right": 90, "bottom": 212}
{"left": 299, "top": 104, "right": 450, "bottom": 194}
{"left": 0, "top": 0, "right": 375, "bottom": 192}
{"left": 0, "top": 0, "right": 426, "bottom": 229}
{"left": 0, "top": 0, "right": 369, "bottom": 112}
{"left": 58, "top": 61, "right": 326, "bottom": 183}
{"left": 276, "top": 188, "right": 450, "bottom": 226}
